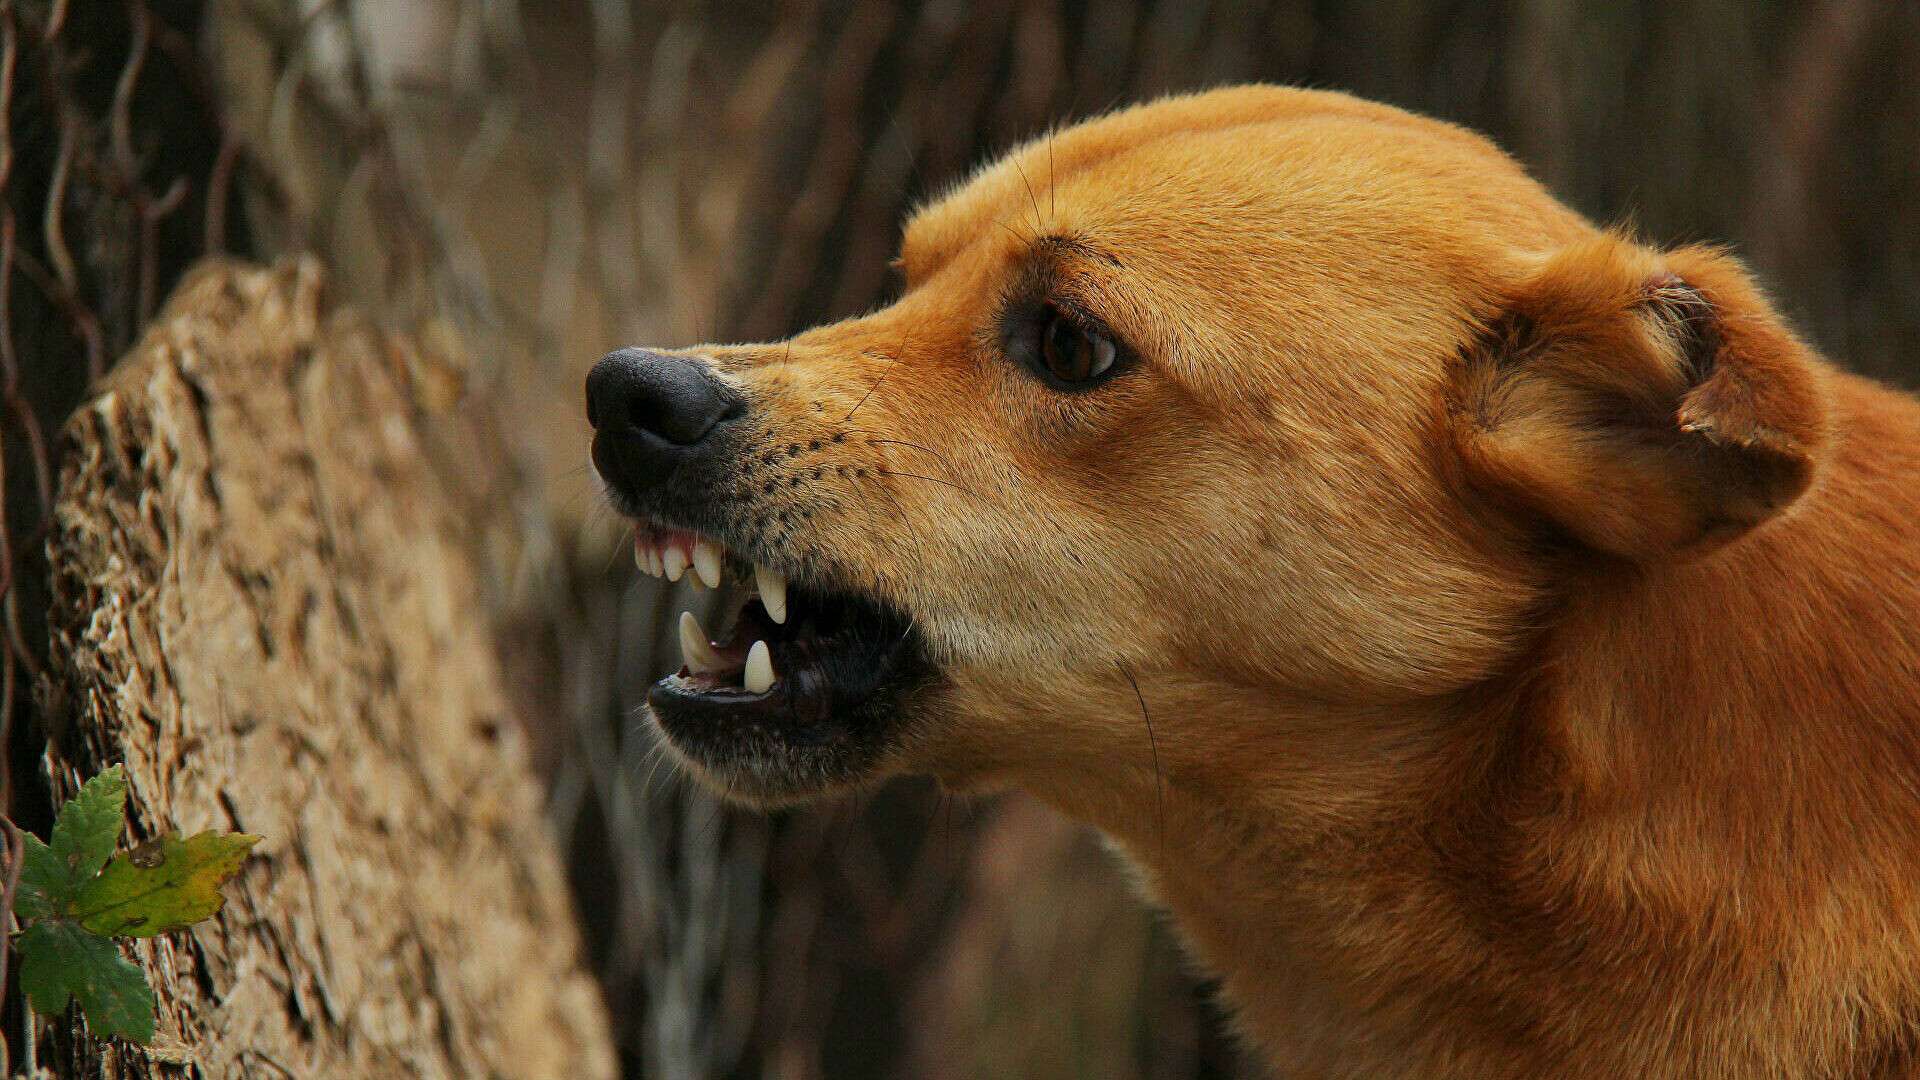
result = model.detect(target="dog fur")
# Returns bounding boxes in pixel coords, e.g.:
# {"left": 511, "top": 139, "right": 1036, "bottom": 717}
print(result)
{"left": 642, "top": 86, "right": 1920, "bottom": 1077}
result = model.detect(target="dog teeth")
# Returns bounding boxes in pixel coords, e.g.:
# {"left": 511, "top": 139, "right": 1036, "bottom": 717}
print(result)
{"left": 678, "top": 611, "right": 727, "bottom": 674}
{"left": 638, "top": 537, "right": 790, "bottom": 693}
{"left": 693, "top": 538, "right": 725, "bottom": 589}
{"left": 743, "top": 640, "right": 775, "bottom": 693}
{"left": 634, "top": 535, "right": 666, "bottom": 578}
{"left": 634, "top": 532, "right": 776, "bottom": 609}
{"left": 755, "top": 563, "right": 788, "bottom": 624}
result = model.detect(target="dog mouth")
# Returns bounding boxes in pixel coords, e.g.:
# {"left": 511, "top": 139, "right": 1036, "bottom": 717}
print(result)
{"left": 629, "top": 522, "right": 929, "bottom": 797}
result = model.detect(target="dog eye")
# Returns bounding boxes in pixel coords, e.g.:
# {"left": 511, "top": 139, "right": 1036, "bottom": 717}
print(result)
{"left": 1038, "top": 309, "right": 1117, "bottom": 385}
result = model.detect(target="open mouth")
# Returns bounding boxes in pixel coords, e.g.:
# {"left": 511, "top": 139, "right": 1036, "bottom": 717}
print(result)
{"left": 631, "top": 522, "right": 927, "bottom": 791}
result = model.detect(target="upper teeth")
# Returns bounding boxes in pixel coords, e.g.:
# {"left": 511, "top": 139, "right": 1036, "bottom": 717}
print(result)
{"left": 755, "top": 563, "right": 787, "bottom": 624}
{"left": 635, "top": 528, "right": 790, "bottom": 623}
{"left": 692, "top": 538, "right": 724, "bottom": 590}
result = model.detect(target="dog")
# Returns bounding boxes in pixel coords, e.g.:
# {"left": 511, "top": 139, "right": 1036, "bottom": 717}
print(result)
{"left": 586, "top": 85, "right": 1920, "bottom": 1078}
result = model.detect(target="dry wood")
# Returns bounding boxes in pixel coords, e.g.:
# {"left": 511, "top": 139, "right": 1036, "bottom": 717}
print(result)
{"left": 35, "top": 258, "right": 615, "bottom": 1079}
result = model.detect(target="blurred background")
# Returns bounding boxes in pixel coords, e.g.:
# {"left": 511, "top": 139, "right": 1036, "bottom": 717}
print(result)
{"left": 3, "top": 1, "right": 1915, "bottom": 1076}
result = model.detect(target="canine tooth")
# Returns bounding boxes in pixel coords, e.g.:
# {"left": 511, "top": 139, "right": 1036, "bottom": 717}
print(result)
{"left": 743, "top": 640, "right": 775, "bottom": 693}
{"left": 678, "top": 611, "right": 726, "bottom": 674}
{"left": 663, "top": 545, "right": 689, "bottom": 582}
{"left": 693, "top": 538, "right": 724, "bottom": 589}
{"left": 755, "top": 563, "right": 788, "bottom": 624}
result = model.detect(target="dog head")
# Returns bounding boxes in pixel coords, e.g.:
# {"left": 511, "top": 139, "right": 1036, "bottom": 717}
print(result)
{"left": 587, "top": 86, "right": 1827, "bottom": 811}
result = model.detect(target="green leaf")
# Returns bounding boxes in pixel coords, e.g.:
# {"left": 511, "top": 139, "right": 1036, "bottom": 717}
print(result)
{"left": 16, "top": 921, "right": 157, "bottom": 1044}
{"left": 50, "top": 765, "right": 127, "bottom": 887}
{"left": 13, "top": 766, "right": 130, "bottom": 922}
{"left": 13, "top": 832, "right": 67, "bottom": 921}
{"left": 71, "top": 831, "right": 260, "bottom": 938}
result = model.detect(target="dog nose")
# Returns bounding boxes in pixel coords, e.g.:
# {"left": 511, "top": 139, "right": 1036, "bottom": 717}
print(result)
{"left": 587, "top": 347, "right": 741, "bottom": 447}
{"left": 587, "top": 348, "right": 744, "bottom": 497}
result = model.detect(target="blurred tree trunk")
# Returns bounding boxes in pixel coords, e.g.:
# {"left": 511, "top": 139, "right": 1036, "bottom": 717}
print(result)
{"left": 32, "top": 259, "right": 615, "bottom": 1078}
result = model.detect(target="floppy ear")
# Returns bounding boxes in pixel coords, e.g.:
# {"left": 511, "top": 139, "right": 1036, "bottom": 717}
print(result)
{"left": 1450, "top": 233, "right": 1830, "bottom": 560}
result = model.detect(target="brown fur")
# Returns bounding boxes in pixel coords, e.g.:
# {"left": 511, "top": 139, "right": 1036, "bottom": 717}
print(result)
{"left": 650, "top": 86, "right": 1920, "bottom": 1077}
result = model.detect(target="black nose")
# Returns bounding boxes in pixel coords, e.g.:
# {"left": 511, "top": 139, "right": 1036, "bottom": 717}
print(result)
{"left": 587, "top": 348, "right": 744, "bottom": 499}
{"left": 587, "top": 347, "right": 742, "bottom": 446}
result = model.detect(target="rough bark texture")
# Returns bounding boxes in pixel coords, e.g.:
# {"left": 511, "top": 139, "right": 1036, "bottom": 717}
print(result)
{"left": 35, "top": 258, "right": 616, "bottom": 1079}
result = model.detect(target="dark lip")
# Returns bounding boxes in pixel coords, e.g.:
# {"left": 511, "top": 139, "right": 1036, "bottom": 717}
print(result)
{"left": 648, "top": 590, "right": 919, "bottom": 740}
{"left": 594, "top": 422, "right": 937, "bottom": 796}
{"left": 610, "top": 513, "right": 933, "bottom": 797}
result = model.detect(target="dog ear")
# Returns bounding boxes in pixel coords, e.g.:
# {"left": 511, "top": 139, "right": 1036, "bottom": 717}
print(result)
{"left": 1449, "top": 233, "right": 1829, "bottom": 560}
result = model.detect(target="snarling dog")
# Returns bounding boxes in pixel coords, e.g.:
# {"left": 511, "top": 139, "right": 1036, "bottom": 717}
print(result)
{"left": 587, "top": 86, "right": 1920, "bottom": 1078}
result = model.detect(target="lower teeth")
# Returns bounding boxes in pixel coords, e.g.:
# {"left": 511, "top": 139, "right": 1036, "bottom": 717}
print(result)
{"left": 679, "top": 608, "right": 779, "bottom": 693}
{"left": 744, "top": 640, "right": 775, "bottom": 693}
{"left": 678, "top": 611, "right": 727, "bottom": 675}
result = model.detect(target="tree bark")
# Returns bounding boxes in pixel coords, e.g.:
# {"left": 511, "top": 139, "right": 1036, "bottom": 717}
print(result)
{"left": 34, "top": 258, "right": 616, "bottom": 1079}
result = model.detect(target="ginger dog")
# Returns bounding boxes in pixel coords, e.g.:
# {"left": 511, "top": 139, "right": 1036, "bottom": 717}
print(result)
{"left": 586, "top": 86, "right": 1920, "bottom": 1078}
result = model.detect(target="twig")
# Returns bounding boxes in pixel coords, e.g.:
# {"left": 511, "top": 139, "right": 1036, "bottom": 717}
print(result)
{"left": 0, "top": 818, "right": 24, "bottom": 1075}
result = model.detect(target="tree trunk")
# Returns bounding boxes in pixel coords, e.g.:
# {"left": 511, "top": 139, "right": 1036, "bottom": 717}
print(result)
{"left": 33, "top": 258, "right": 615, "bottom": 1079}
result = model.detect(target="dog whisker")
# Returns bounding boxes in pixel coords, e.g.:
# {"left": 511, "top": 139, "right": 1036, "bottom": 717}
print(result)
{"left": 870, "top": 468, "right": 995, "bottom": 504}
{"left": 1012, "top": 155, "right": 1047, "bottom": 236}
{"left": 994, "top": 218, "right": 1036, "bottom": 249}
{"left": 859, "top": 436, "right": 958, "bottom": 473}
{"left": 1118, "top": 662, "right": 1166, "bottom": 861}
{"left": 842, "top": 328, "right": 911, "bottom": 423}
{"left": 1047, "top": 126, "right": 1058, "bottom": 224}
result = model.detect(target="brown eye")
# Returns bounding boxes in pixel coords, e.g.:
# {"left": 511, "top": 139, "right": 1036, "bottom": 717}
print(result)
{"left": 1039, "top": 309, "right": 1117, "bottom": 384}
